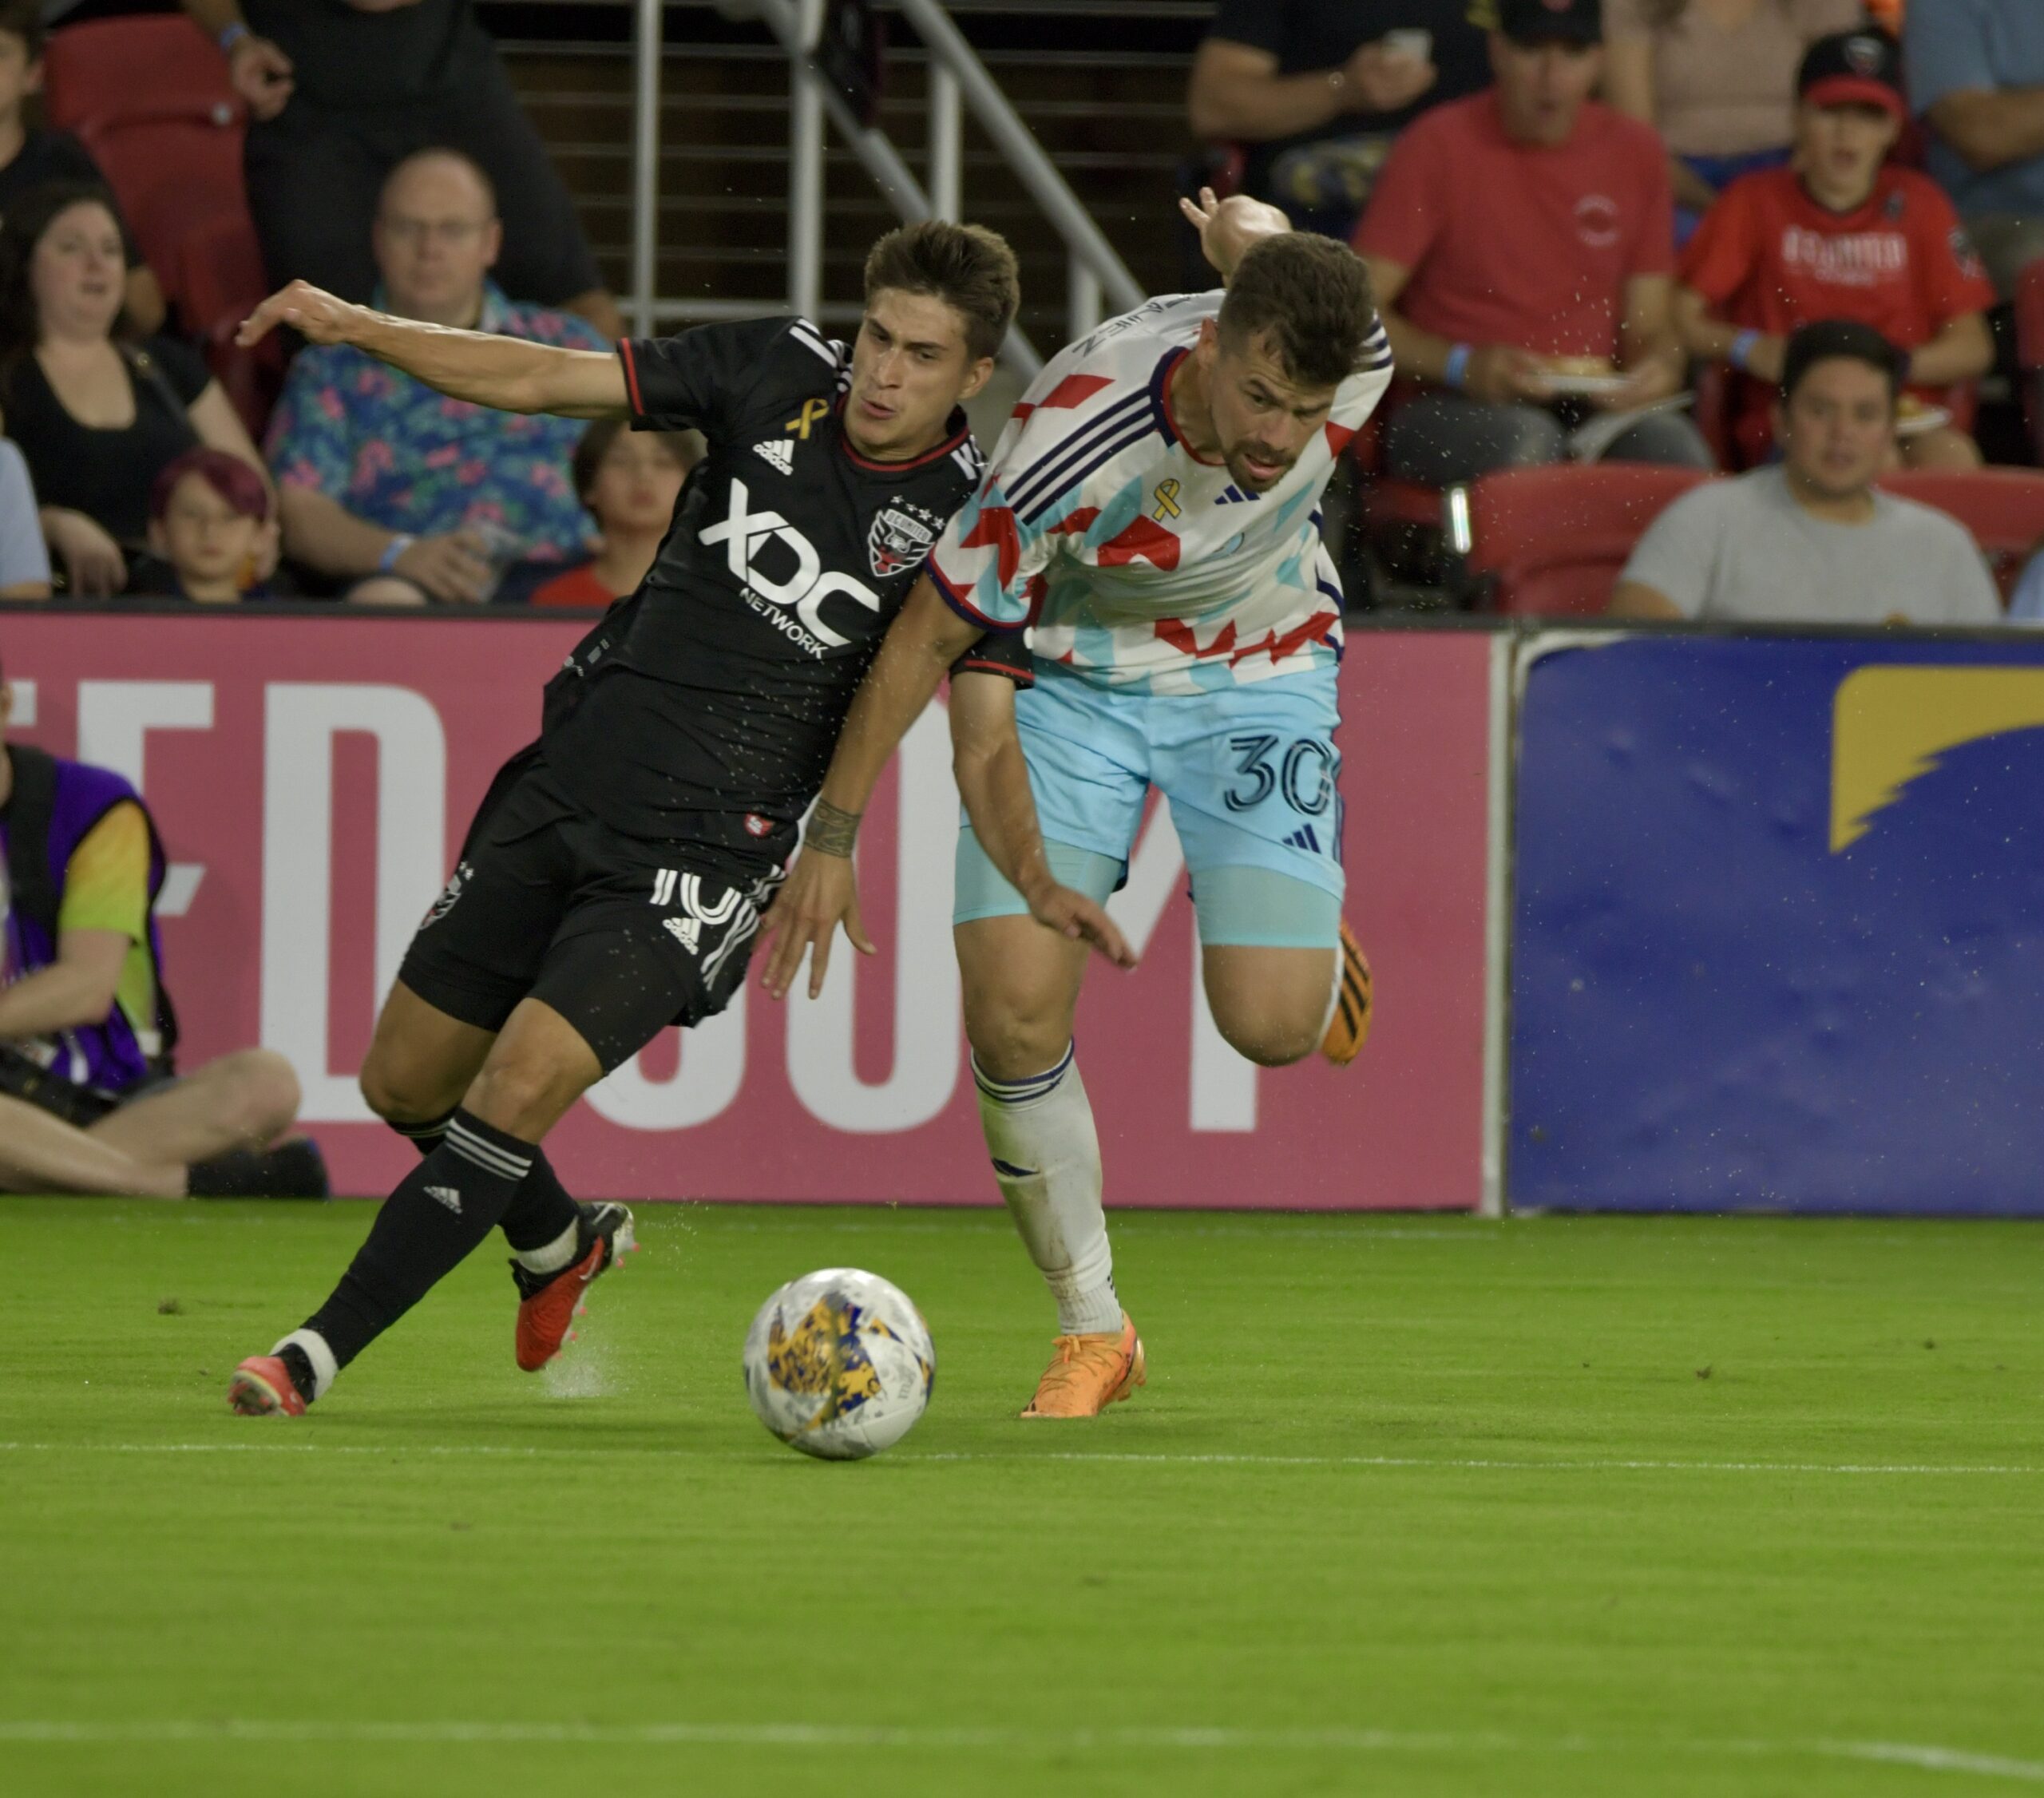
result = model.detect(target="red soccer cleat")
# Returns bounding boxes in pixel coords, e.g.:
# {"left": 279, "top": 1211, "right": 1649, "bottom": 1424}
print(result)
{"left": 512, "top": 1202, "right": 637, "bottom": 1372}
{"left": 228, "top": 1355, "right": 307, "bottom": 1416}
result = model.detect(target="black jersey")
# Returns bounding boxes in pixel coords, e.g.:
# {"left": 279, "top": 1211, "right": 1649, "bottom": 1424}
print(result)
{"left": 540, "top": 315, "right": 984, "bottom": 869}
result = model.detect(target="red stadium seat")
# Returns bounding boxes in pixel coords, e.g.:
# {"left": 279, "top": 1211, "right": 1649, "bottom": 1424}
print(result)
{"left": 175, "top": 213, "right": 283, "bottom": 438}
{"left": 1875, "top": 468, "right": 2044, "bottom": 599}
{"left": 2016, "top": 259, "right": 2044, "bottom": 468}
{"left": 42, "top": 18, "right": 275, "bottom": 429}
{"left": 1460, "top": 463, "right": 1713, "bottom": 616}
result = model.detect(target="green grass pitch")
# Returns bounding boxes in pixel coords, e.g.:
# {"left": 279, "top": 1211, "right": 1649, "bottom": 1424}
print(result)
{"left": 2, "top": 1198, "right": 2040, "bottom": 1798}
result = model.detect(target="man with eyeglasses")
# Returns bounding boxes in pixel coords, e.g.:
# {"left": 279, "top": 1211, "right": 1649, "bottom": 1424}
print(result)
{"left": 264, "top": 148, "right": 608, "bottom": 603}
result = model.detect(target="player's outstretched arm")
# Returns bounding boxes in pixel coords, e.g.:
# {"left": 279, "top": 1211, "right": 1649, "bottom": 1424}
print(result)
{"left": 237, "top": 281, "right": 628, "bottom": 418}
{"left": 950, "top": 672, "right": 1135, "bottom": 969}
{"left": 759, "top": 576, "right": 982, "bottom": 1002}
{"left": 1177, "top": 186, "right": 1291, "bottom": 283}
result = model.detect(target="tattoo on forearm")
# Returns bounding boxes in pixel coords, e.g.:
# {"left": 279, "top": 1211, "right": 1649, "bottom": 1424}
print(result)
{"left": 806, "top": 800, "right": 862, "bottom": 857}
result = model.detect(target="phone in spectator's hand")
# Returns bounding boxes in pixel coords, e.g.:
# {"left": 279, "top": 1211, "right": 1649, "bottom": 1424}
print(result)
{"left": 1382, "top": 28, "right": 1432, "bottom": 61}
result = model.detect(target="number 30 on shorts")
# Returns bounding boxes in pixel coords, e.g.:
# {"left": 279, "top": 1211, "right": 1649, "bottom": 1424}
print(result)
{"left": 1222, "top": 732, "right": 1336, "bottom": 817}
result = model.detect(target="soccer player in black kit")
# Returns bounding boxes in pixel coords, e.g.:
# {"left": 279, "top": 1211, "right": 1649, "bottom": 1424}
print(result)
{"left": 223, "top": 224, "right": 1123, "bottom": 1416}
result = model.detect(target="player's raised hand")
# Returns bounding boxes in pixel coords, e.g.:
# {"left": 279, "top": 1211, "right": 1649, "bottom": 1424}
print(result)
{"left": 1178, "top": 187, "right": 1290, "bottom": 281}
{"left": 758, "top": 848, "right": 878, "bottom": 1002}
{"left": 237, "top": 281, "right": 368, "bottom": 350}
{"left": 1026, "top": 884, "right": 1138, "bottom": 970}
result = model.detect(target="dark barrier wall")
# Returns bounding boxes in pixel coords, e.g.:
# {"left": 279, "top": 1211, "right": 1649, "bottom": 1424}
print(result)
{"left": 1511, "top": 633, "right": 2044, "bottom": 1217}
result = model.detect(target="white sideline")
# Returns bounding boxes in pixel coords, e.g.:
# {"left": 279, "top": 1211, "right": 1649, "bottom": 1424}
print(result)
{"left": 0, "top": 1441, "right": 2037, "bottom": 1476}
{"left": 0, "top": 1721, "right": 2036, "bottom": 1780}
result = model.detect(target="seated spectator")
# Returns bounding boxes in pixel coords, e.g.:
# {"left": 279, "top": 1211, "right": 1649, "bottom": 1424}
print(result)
{"left": 1186, "top": 0, "right": 1488, "bottom": 239}
{"left": 137, "top": 447, "right": 276, "bottom": 603}
{"left": 0, "top": 434, "right": 49, "bottom": 596}
{"left": 0, "top": 659, "right": 325, "bottom": 1198}
{"left": 1675, "top": 29, "right": 1996, "bottom": 469}
{"left": 528, "top": 419, "right": 699, "bottom": 608}
{"left": 0, "top": 183, "right": 272, "bottom": 597}
{"left": 1352, "top": 0, "right": 1714, "bottom": 484}
{"left": 0, "top": 0, "right": 164, "bottom": 334}
{"left": 1610, "top": 320, "right": 2002, "bottom": 623}
{"left": 1905, "top": 0, "right": 2044, "bottom": 298}
{"left": 266, "top": 149, "right": 606, "bottom": 605}
{"left": 1602, "top": 0, "right": 1864, "bottom": 245}
{"left": 2007, "top": 536, "right": 2044, "bottom": 622}
{"left": 185, "top": 0, "right": 622, "bottom": 337}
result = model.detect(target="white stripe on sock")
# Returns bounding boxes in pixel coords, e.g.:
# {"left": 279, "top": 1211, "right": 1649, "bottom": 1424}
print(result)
{"left": 513, "top": 1215, "right": 581, "bottom": 1275}
{"left": 271, "top": 1329, "right": 338, "bottom": 1401}
{"left": 446, "top": 1123, "right": 531, "bottom": 1181}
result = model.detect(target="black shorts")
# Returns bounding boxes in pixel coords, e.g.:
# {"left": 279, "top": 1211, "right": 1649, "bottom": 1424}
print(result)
{"left": 398, "top": 749, "right": 778, "bottom": 1072}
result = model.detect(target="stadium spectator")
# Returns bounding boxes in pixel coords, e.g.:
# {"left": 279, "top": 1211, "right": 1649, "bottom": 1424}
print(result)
{"left": 1904, "top": 0, "right": 2044, "bottom": 297}
{"left": 0, "top": 183, "right": 271, "bottom": 598}
{"left": 527, "top": 418, "right": 699, "bottom": 609}
{"left": 135, "top": 447, "right": 276, "bottom": 603}
{"left": 1610, "top": 320, "right": 2002, "bottom": 623}
{"left": 0, "top": 435, "right": 50, "bottom": 597}
{"left": 1675, "top": 28, "right": 1996, "bottom": 469}
{"left": 2007, "top": 537, "right": 2044, "bottom": 621}
{"left": 0, "top": 0, "right": 164, "bottom": 334}
{"left": 1186, "top": 0, "right": 1488, "bottom": 238}
{"left": 1352, "top": 0, "right": 1714, "bottom": 484}
{"left": 264, "top": 149, "right": 605, "bottom": 605}
{"left": 183, "top": 0, "right": 622, "bottom": 336}
{"left": 1602, "top": 0, "right": 1864, "bottom": 245}
{"left": 0, "top": 660, "right": 325, "bottom": 1198}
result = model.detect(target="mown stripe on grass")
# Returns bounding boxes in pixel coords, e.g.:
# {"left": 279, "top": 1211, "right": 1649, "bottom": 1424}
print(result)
{"left": 0, "top": 1721, "right": 2037, "bottom": 1780}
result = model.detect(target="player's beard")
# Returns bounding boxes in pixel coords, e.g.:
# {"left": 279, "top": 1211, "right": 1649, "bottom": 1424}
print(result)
{"left": 1226, "top": 445, "right": 1297, "bottom": 493}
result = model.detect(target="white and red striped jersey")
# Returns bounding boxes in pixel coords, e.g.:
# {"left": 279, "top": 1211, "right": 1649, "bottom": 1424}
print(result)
{"left": 927, "top": 290, "right": 1392, "bottom": 695}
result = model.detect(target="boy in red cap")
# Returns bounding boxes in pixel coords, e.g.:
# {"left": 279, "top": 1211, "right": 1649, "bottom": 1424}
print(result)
{"left": 1674, "top": 27, "right": 1994, "bottom": 469}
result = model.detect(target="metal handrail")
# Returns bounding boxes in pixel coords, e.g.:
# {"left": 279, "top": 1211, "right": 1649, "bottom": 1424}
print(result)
{"left": 625, "top": 0, "right": 1147, "bottom": 374}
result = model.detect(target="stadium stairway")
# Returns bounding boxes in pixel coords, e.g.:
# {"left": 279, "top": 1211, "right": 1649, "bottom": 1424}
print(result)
{"left": 480, "top": 0, "right": 1205, "bottom": 357}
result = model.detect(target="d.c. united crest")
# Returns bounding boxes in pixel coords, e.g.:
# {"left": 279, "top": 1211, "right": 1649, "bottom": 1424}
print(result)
{"left": 869, "top": 505, "right": 937, "bottom": 578}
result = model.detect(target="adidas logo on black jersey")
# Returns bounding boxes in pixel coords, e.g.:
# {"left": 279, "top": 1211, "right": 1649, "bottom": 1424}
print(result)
{"left": 753, "top": 438, "right": 794, "bottom": 476}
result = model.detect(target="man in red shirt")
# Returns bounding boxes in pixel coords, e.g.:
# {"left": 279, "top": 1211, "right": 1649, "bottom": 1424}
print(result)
{"left": 1352, "top": 0, "right": 1709, "bottom": 483}
{"left": 1676, "top": 29, "right": 1996, "bottom": 470}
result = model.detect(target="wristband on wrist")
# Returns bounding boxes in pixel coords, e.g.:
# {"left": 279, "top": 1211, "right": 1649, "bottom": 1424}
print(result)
{"left": 378, "top": 534, "right": 414, "bottom": 574}
{"left": 805, "top": 799, "right": 862, "bottom": 857}
{"left": 1442, "top": 343, "right": 1473, "bottom": 391}
{"left": 1729, "top": 330, "right": 1761, "bottom": 374}
{"left": 217, "top": 20, "right": 249, "bottom": 53}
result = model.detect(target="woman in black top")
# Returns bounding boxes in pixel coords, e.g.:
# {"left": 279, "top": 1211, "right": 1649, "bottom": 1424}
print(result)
{"left": 0, "top": 182, "right": 273, "bottom": 596}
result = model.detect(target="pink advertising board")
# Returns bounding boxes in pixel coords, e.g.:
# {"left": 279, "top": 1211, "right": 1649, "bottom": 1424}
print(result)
{"left": 0, "top": 612, "right": 1491, "bottom": 1208}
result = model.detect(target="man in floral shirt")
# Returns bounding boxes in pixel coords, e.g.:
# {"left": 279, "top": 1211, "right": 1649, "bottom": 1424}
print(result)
{"left": 266, "top": 149, "right": 604, "bottom": 602}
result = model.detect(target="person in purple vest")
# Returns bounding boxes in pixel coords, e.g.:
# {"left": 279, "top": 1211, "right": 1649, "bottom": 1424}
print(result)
{"left": 0, "top": 662, "right": 327, "bottom": 1198}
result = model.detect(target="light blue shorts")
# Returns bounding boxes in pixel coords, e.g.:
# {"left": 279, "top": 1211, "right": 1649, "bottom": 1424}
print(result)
{"left": 953, "top": 662, "right": 1345, "bottom": 948}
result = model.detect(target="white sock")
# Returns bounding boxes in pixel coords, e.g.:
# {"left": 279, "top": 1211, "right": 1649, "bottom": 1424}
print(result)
{"left": 272, "top": 1328, "right": 338, "bottom": 1401}
{"left": 513, "top": 1215, "right": 581, "bottom": 1275}
{"left": 973, "top": 1044, "right": 1122, "bottom": 1336}
{"left": 1317, "top": 943, "right": 1345, "bottom": 1042}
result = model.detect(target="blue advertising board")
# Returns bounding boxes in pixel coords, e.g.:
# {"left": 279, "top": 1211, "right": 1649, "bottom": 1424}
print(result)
{"left": 1511, "top": 632, "right": 2044, "bottom": 1216}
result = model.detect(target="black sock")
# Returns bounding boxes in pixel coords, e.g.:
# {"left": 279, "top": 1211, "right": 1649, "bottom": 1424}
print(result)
{"left": 389, "top": 1109, "right": 456, "bottom": 1158}
{"left": 300, "top": 1109, "right": 537, "bottom": 1371}
{"left": 499, "top": 1150, "right": 579, "bottom": 1254}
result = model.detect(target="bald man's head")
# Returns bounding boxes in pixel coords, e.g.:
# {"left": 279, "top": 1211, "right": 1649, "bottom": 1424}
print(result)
{"left": 373, "top": 149, "right": 502, "bottom": 327}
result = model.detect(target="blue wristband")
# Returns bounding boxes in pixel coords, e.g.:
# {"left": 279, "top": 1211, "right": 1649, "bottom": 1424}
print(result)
{"left": 1443, "top": 343, "right": 1472, "bottom": 391}
{"left": 217, "top": 20, "right": 249, "bottom": 53}
{"left": 1729, "top": 330, "right": 1761, "bottom": 374}
{"left": 378, "top": 534, "right": 414, "bottom": 574}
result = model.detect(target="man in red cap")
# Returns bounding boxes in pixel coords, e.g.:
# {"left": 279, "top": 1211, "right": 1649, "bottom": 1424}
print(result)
{"left": 1674, "top": 28, "right": 1996, "bottom": 469}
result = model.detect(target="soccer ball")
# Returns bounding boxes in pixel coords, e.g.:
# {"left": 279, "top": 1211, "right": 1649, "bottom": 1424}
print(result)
{"left": 743, "top": 1268, "right": 935, "bottom": 1460}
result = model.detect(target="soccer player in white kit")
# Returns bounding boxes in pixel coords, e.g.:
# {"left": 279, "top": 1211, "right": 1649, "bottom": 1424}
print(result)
{"left": 763, "top": 195, "right": 1388, "bottom": 1416}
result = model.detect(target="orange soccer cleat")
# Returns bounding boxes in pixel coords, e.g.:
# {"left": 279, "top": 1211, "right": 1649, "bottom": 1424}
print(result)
{"left": 227, "top": 1355, "right": 307, "bottom": 1417}
{"left": 1020, "top": 1313, "right": 1147, "bottom": 1419}
{"left": 1319, "top": 920, "right": 1373, "bottom": 1067}
{"left": 512, "top": 1201, "right": 637, "bottom": 1372}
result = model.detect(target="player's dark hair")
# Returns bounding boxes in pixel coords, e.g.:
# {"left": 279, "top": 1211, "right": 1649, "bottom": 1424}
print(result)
{"left": 569, "top": 417, "right": 699, "bottom": 513}
{"left": 1781, "top": 319, "right": 1904, "bottom": 406}
{"left": 862, "top": 220, "right": 1019, "bottom": 363}
{"left": 0, "top": 180, "right": 137, "bottom": 362}
{"left": 0, "top": 0, "right": 44, "bottom": 60}
{"left": 1218, "top": 234, "right": 1380, "bottom": 391}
